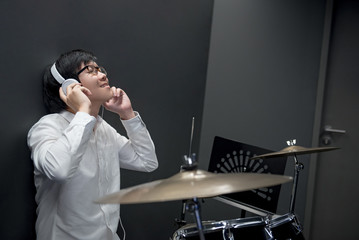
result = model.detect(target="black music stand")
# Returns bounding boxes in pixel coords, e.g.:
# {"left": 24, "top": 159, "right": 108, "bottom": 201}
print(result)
{"left": 208, "top": 136, "right": 287, "bottom": 215}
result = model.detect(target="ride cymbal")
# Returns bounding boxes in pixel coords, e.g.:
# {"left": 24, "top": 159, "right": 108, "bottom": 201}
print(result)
{"left": 251, "top": 146, "right": 339, "bottom": 160}
{"left": 95, "top": 169, "right": 292, "bottom": 204}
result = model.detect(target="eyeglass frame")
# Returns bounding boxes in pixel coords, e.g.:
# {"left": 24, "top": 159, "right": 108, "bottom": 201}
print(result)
{"left": 77, "top": 65, "right": 107, "bottom": 76}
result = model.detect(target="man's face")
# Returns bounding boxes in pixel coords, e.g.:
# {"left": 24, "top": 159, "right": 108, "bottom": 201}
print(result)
{"left": 77, "top": 61, "right": 113, "bottom": 103}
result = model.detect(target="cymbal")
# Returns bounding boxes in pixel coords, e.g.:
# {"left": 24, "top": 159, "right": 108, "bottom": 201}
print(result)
{"left": 251, "top": 146, "right": 339, "bottom": 160}
{"left": 95, "top": 169, "right": 292, "bottom": 204}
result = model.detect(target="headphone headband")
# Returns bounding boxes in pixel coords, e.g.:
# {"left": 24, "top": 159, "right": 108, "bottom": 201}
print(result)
{"left": 50, "top": 63, "right": 65, "bottom": 84}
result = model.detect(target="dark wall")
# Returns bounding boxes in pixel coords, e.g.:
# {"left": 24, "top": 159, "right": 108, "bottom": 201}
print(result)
{"left": 0, "top": 1, "right": 213, "bottom": 239}
{"left": 198, "top": 0, "right": 326, "bottom": 226}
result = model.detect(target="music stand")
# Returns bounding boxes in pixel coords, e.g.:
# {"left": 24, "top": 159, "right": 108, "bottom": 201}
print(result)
{"left": 208, "top": 136, "right": 287, "bottom": 215}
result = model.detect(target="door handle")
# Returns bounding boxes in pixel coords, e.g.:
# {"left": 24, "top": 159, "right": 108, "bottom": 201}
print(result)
{"left": 321, "top": 125, "right": 346, "bottom": 145}
{"left": 324, "top": 125, "right": 346, "bottom": 134}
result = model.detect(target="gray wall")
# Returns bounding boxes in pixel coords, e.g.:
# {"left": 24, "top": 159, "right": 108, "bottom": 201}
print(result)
{"left": 0, "top": 1, "right": 213, "bottom": 239}
{"left": 198, "top": 0, "right": 326, "bottom": 227}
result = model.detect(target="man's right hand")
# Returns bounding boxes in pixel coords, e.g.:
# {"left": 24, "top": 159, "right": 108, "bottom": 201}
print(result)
{"left": 59, "top": 83, "right": 92, "bottom": 114}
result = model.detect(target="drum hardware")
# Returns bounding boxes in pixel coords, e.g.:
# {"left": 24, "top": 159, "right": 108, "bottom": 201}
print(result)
{"left": 172, "top": 220, "right": 228, "bottom": 240}
{"left": 226, "top": 216, "right": 272, "bottom": 240}
{"left": 289, "top": 156, "right": 303, "bottom": 214}
{"left": 175, "top": 117, "right": 199, "bottom": 230}
{"left": 213, "top": 196, "right": 281, "bottom": 218}
{"left": 96, "top": 119, "right": 293, "bottom": 239}
{"left": 175, "top": 199, "right": 188, "bottom": 228}
{"left": 268, "top": 213, "right": 304, "bottom": 240}
{"left": 175, "top": 153, "right": 206, "bottom": 240}
{"left": 185, "top": 197, "right": 206, "bottom": 240}
{"left": 172, "top": 152, "right": 207, "bottom": 240}
{"left": 250, "top": 139, "right": 339, "bottom": 213}
{"left": 287, "top": 139, "right": 303, "bottom": 214}
{"left": 95, "top": 154, "right": 292, "bottom": 240}
{"left": 96, "top": 153, "right": 292, "bottom": 240}
{"left": 173, "top": 216, "right": 275, "bottom": 240}
{"left": 172, "top": 213, "right": 307, "bottom": 240}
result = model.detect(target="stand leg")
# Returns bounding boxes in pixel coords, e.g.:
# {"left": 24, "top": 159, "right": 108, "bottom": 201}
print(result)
{"left": 175, "top": 200, "right": 187, "bottom": 228}
{"left": 187, "top": 198, "right": 206, "bottom": 240}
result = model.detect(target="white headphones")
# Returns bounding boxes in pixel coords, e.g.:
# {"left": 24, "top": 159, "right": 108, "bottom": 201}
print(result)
{"left": 50, "top": 63, "right": 79, "bottom": 95}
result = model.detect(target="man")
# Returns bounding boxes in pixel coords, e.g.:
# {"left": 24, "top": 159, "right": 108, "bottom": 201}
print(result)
{"left": 28, "top": 49, "right": 158, "bottom": 239}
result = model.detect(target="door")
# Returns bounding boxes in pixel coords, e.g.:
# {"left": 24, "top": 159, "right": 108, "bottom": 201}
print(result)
{"left": 309, "top": 0, "right": 359, "bottom": 239}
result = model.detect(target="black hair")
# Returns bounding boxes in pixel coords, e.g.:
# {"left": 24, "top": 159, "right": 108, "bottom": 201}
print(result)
{"left": 43, "top": 49, "right": 97, "bottom": 113}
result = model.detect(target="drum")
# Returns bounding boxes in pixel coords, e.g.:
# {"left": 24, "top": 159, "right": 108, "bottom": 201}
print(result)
{"left": 268, "top": 213, "right": 305, "bottom": 240}
{"left": 172, "top": 216, "right": 271, "bottom": 240}
{"left": 172, "top": 220, "right": 227, "bottom": 240}
{"left": 226, "top": 216, "right": 271, "bottom": 240}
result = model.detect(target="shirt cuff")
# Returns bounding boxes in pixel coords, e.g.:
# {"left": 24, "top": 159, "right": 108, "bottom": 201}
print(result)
{"left": 121, "top": 111, "right": 146, "bottom": 132}
{"left": 70, "top": 111, "right": 97, "bottom": 129}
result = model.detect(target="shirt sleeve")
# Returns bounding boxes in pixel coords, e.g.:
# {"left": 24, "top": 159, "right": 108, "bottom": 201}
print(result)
{"left": 117, "top": 112, "right": 158, "bottom": 172}
{"left": 27, "top": 112, "right": 96, "bottom": 181}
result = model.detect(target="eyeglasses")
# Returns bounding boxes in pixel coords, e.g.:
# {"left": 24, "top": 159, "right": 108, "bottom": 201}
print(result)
{"left": 77, "top": 65, "right": 107, "bottom": 76}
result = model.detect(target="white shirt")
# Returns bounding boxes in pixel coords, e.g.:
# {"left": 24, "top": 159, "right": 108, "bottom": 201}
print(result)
{"left": 27, "top": 111, "right": 158, "bottom": 240}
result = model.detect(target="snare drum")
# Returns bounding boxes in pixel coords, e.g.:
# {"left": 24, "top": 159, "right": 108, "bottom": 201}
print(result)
{"left": 226, "top": 216, "right": 271, "bottom": 240}
{"left": 268, "top": 213, "right": 305, "bottom": 240}
{"left": 172, "top": 220, "right": 227, "bottom": 240}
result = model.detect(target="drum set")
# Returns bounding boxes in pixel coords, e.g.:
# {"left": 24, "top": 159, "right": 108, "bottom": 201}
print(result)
{"left": 96, "top": 140, "right": 338, "bottom": 240}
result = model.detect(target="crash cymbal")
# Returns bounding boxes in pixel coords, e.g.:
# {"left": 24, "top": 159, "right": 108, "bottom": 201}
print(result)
{"left": 251, "top": 146, "right": 339, "bottom": 160}
{"left": 95, "top": 169, "right": 292, "bottom": 204}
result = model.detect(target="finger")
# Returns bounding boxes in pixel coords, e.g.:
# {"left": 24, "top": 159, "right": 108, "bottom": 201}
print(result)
{"left": 115, "top": 88, "right": 121, "bottom": 97}
{"left": 80, "top": 86, "right": 92, "bottom": 96}
{"left": 111, "top": 87, "right": 124, "bottom": 97}
{"left": 59, "top": 87, "right": 67, "bottom": 102}
{"left": 119, "top": 89, "right": 125, "bottom": 97}
{"left": 111, "top": 87, "right": 117, "bottom": 97}
{"left": 65, "top": 83, "right": 80, "bottom": 96}
{"left": 116, "top": 88, "right": 122, "bottom": 97}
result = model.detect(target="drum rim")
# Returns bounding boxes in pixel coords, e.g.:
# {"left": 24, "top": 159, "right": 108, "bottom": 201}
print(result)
{"left": 173, "top": 216, "right": 268, "bottom": 239}
{"left": 269, "top": 213, "right": 296, "bottom": 228}
{"left": 225, "top": 215, "right": 266, "bottom": 229}
{"left": 173, "top": 220, "right": 226, "bottom": 238}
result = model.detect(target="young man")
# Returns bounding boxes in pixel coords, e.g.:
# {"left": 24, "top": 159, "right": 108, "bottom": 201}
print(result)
{"left": 27, "top": 49, "right": 158, "bottom": 240}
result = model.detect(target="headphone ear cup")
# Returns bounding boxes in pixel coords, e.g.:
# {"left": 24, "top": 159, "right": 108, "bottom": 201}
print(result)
{"left": 62, "top": 79, "right": 79, "bottom": 96}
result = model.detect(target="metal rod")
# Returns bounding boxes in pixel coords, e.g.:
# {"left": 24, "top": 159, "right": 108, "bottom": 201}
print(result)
{"left": 188, "top": 117, "right": 195, "bottom": 158}
{"left": 192, "top": 197, "right": 205, "bottom": 240}
{"left": 289, "top": 154, "right": 303, "bottom": 213}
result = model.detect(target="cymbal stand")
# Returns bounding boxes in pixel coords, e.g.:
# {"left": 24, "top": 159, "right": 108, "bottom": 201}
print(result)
{"left": 289, "top": 153, "right": 304, "bottom": 213}
{"left": 187, "top": 197, "right": 206, "bottom": 240}
{"left": 175, "top": 117, "right": 197, "bottom": 227}
{"left": 175, "top": 200, "right": 187, "bottom": 228}
{"left": 175, "top": 153, "right": 199, "bottom": 224}
{"left": 175, "top": 117, "right": 206, "bottom": 239}
{"left": 174, "top": 154, "right": 206, "bottom": 240}
{"left": 287, "top": 140, "right": 304, "bottom": 213}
